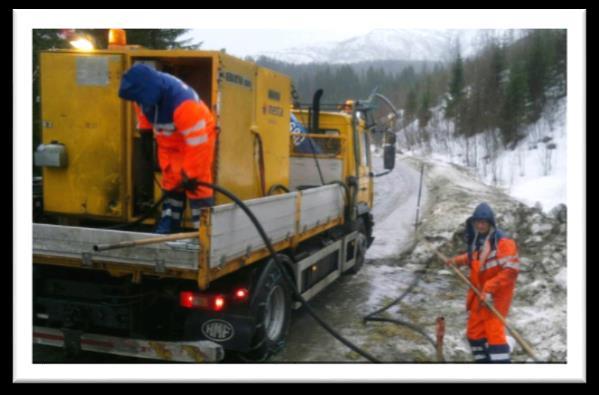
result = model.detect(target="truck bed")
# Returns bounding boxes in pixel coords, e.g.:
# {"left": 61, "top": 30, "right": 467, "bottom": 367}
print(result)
{"left": 33, "top": 184, "right": 346, "bottom": 288}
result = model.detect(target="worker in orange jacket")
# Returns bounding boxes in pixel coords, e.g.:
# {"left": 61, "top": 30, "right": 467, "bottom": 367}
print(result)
{"left": 119, "top": 63, "right": 216, "bottom": 233}
{"left": 446, "top": 203, "right": 520, "bottom": 363}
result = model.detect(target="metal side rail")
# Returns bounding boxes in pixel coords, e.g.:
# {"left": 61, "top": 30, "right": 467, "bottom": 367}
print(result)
{"left": 33, "top": 326, "right": 225, "bottom": 363}
{"left": 33, "top": 224, "right": 200, "bottom": 272}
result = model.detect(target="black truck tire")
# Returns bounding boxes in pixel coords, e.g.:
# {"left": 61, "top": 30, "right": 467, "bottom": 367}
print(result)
{"left": 239, "top": 256, "right": 293, "bottom": 361}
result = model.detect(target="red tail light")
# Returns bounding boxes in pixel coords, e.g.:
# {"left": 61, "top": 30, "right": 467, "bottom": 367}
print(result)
{"left": 180, "top": 289, "right": 246, "bottom": 311}
{"left": 180, "top": 291, "right": 195, "bottom": 308}
{"left": 234, "top": 288, "right": 249, "bottom": 301}
{"left": 179, "top": 291, "right": 210, "bottom": 310}
{"left": 213, "top": 295, "right": 225, "bottom": 311}
{"left": 180, "top": 291, "right": 226, "bottom": 311}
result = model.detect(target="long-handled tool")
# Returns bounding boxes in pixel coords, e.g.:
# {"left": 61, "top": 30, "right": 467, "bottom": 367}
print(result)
{"left": 421, "top": 238, "right": 540, "bottom": 362}
{"left": 435, "top": 316, "right": 445, "bottom": 362}
{"left": 93, "top": 231, "right": 198, "bottom": 252}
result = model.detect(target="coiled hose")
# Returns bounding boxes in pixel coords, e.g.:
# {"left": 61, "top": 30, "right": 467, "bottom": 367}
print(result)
{"left": 362, "top": 256, "right": 437, "bottom": 353}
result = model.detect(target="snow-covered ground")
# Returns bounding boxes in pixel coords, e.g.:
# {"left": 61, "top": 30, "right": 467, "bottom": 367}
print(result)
{"left": 399, "top": 97, "right": 567, "bottom": 214}
{"left": 401, "top": 154, "right": 567, "bottom": 362}
{"left": 371, "top": 153, "right": 567, "bottom": 362}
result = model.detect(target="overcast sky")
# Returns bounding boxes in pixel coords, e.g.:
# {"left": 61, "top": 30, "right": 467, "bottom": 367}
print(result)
{"left": 183, "top": 29, "right": 373, "bottom": 58}
{"left": 173, "top": 9, "right": 567, "bottom": 59}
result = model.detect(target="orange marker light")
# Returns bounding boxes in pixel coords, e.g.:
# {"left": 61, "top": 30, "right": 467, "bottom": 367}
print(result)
{"left": 108, "top": 29, "right": 127, "bottom": 47}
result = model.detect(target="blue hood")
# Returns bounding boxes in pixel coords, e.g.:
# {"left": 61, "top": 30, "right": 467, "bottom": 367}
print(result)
{"left": 119, "top": 64, "right": 164, "bottom": 108}
{"left": 465, "top": 203, "right": 505, "bottom": 262}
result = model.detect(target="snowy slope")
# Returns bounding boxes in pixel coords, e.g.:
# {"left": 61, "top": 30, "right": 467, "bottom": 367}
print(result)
{"left": 398, "top": 97, "right": 567, "bottom": 213}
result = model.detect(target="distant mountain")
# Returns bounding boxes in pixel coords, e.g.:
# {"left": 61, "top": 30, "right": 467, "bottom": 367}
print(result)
{"left": 253, "top": 29, "right": 494, "bottom": 64}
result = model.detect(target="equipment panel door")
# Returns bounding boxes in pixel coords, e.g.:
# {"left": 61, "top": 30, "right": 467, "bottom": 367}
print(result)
{"left": 40, "top": 52, "right": 126, "bottom": 219}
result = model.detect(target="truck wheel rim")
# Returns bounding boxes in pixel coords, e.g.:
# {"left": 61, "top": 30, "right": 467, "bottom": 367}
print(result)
{"left": 264, "top": 285, "right": 286, "bottom": 341}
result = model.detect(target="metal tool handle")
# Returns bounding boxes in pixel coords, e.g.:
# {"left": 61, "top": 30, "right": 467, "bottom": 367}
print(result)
{"left": 93, "top": 231, "right": 199, "bottom": 252}
{"left": 436, "top": 316, "right": 445, "bottom": 362}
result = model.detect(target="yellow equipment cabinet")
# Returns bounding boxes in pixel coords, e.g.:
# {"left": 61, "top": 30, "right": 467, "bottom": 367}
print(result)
{"left": 254, "top": 67, "right": 291, "bottom": 197}
{"left": 40, "top": 52, "right": 127, "bottom": 219}
{"left": 38, "top": 49, "right": 291, "bottom": 224}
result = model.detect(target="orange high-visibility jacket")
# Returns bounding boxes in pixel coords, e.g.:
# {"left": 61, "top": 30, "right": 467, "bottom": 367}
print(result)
{"left": 454, "top": 235, "right": 520, "bottom": 315}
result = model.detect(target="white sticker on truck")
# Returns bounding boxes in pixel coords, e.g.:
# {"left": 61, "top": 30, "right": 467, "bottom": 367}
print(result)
{"left": 201, "top": 319, "right": 235, "bottom": 342}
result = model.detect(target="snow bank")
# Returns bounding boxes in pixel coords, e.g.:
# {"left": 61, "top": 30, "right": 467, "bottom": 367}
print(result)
{"left": 382, "top": 154, "right": 567, "bottom": 362}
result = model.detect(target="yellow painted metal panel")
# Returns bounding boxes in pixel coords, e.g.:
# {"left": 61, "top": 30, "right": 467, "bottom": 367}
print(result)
{"left": 213, "top": 54, "right": 259, "bottom": 205}
{"left": 291, "top": 110, "right": 373, "bottom": 208}
{"left": 40, "top": 52, "right": 126, "bottom": 219}
{"left": 292, "top": 110, "right": 353, "bottom": 178}
{"left": 255, "top": 67, "right": 291, "bottom": 193}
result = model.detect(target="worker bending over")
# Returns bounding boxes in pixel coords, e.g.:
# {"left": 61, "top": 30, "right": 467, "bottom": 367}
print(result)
{"left": 119, "top": 64, "right": 216, "bottom": 234}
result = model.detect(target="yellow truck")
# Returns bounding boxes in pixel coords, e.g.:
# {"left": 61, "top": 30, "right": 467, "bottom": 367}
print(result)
{"left": 32, "top": 37, "right": 398, "bottom": 362}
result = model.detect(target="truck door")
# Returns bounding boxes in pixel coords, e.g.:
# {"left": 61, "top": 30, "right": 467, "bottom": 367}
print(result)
{"left": 39, "top": 52, "right": 126, "bottom": 219}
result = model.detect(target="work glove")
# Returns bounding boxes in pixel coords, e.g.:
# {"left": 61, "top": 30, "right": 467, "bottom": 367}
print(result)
{"left": 479, "top": 290, "right": 494, "bottom": 307}
{"left": 181, "top": 172, "right": 199, "bottom": 192}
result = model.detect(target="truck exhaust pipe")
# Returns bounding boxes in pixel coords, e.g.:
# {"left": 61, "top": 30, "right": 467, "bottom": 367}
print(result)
{"left": 311, "top": 89, "right": 323, "bottom": 133}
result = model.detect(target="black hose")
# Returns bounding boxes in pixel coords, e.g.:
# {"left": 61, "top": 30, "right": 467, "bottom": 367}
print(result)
{"left": 373, "top": 170, "right": 392, "bottom": 178}
{"left": 326, "top": 180, "right": 353, "bottom": 223}
{"left": 104, "top": 192, "right": 166, "bottom": 230}
{"left": 362, "top": 162, "right": 436, "bottom": 359}
{"left": 195, "top": 180, "right": 381, "bottom": 363}
{"left": 307, "top": 137, "right": 326, "bottom": 185}
{"left": 363, "top": 257, "right": 437, "bottom": 357}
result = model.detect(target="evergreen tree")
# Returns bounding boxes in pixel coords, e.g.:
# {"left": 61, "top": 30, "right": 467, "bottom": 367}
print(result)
{"left": 445, "top": 49, "right": 465, "bottom": 133}
{"left": 76, "top": 29, "right": 201, "bottom": 50}
{"left": 501, "top": 61, "right": 529, "bottom": 145}
{"left": 404, "top": 88, "right": 418, "bottom": 126}
{"left": 526, "top": 30, "right": 548, "bottom": 122}
{"left": 418, "top": 85, "right": 432, "bottom": 130}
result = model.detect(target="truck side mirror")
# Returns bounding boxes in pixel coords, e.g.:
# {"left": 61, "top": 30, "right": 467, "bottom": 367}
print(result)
{"left": 383, "top": 144, "right": 396, "bottom": 170}
{"left": 383, "top": 132, "right": 396, "bottom": 170}
{"left": 371, "top": 131, "right": 397, "bottom": 178}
